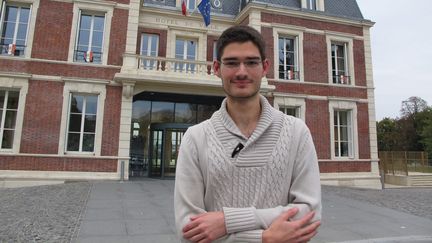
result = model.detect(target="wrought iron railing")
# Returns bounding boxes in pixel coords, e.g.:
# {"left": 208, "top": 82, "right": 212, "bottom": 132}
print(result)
{"left": 333, "top": 74, "right": 351, "bottom": 85}
{"left": 0, "top": 43, "right": 26, "bottom": 56}
{"left": 279, "top": 70, "right": 300, "bottom": 80}
{"left": 73, "top": 50, "right": 103, "bottom": 64}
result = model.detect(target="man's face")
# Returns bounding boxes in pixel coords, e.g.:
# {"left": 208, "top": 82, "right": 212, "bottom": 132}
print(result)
{"left": 214, "top": 41, "right": 269, "bottom": 100}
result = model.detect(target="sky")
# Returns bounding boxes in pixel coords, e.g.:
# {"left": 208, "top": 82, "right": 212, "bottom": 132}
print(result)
{"left": 356, "top": 0, "right": 432, "bottom": 120}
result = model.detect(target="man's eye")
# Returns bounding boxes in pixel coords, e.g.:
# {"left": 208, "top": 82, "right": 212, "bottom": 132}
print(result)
{"left": 245, "top": 61, "right": 260, "bottom": 66}
{"left": 224, "top": 61, "right": 239, "bottom": 67}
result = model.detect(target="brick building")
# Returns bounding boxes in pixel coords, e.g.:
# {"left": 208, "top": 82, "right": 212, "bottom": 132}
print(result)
{"left": 0, "top": 0, "right": 381, "bottom": 188}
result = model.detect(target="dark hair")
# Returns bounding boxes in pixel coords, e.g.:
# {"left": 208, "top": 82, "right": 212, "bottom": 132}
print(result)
{"left": 216, "top": 25, "right": 266, "bottom": 61}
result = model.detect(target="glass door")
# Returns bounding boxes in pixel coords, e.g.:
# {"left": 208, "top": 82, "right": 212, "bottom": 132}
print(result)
{"left": 148, "top": 123, "right": 190, "bottom": 178}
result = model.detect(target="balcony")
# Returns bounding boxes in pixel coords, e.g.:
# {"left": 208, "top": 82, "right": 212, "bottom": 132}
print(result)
{"left": 115, "top": 53, "right": 275, "bottom": 98}
{"left": 333, "top": 74, "right": 351, "bottom": 85}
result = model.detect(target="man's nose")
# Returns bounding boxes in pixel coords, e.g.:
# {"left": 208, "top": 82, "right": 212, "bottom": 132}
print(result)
{"left": 235, "top": 62, "right": 248, "bottom": 75}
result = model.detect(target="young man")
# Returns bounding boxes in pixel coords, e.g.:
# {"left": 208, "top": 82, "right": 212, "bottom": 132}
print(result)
{"left": 174, "top": 25, "right": 321, "bottom": 243}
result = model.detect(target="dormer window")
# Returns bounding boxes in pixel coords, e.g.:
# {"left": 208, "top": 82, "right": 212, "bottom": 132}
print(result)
{"left": 302, "top": 0, "right": 324, "bottom": 11}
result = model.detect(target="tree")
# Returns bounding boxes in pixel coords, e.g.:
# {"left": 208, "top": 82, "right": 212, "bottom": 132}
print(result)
{"left": 400, "top": 96, "right": 428, "bottom": 118}
{"left": 377, "top": 118, "right": 398, "bottom": 151}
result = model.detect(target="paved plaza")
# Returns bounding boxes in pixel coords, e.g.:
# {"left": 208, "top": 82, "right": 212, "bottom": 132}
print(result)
{"left": 0, "top": 179, "right": 431, "bottom": 243}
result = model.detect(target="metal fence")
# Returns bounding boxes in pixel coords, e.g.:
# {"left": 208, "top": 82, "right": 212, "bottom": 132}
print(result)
{"left": 379, "top": 151, "right": 430, "bottom": 175}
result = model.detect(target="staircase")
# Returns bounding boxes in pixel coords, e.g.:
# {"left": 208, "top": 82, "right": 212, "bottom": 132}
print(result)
{"left": 408, "top": 174, "right": 432, "bottom": 187}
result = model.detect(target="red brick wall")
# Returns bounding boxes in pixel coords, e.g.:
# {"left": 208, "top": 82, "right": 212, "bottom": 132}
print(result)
{"left": 306, "top": 99, "right": 330, "bottom": 159}
{"left": 272, "top": 82, "right": 368, "bottom": 100}
{"left": 136, "top": 28, "right": 168, "bottom": 57}
{"left": 20, "top": 80, "right": 63, "bottom": 154}
{"left": 354, "top": 40, "right": 366, "bottom": 87}
{"left": 101, "top": 86, "right": 121, "bottom": 156}
{"left": 319, "top": 161, "right": 371, "bottom": 173}
{"left": 108, "top": 8, "right": 128, "bottom": 66}
{"left": 357, "top": 103, "right": 370, "bottom": 159}
{"left": 303, "top": 33, "right": 328, "bottom": 83}
{"left": 31, "top": 0, "right": 73, "bottom": 61}
{"left": 261, "top": 13, "right": 363, "bottom": 36}
{"left": 0, "top": 59, "right": 120, "bottom": 80}
{"left": 0, "top": 156, "right": 117, "bottom": 172}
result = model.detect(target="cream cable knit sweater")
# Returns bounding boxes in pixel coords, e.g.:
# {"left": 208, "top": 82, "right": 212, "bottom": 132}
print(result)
{"left": 174, "top": 95, "right": 322, "bottom": 242}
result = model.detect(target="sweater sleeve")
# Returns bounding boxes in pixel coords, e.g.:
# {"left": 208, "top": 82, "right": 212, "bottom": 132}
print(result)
{"left": 174, "top": 129, "right": 207, "bottom": 241}
{"left": 222, "top": 121, "right": 322, "bottom": 233}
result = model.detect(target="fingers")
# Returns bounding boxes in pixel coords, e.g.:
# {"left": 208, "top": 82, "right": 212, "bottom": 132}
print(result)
{"left": 183, "top": 219, "right": 199, "bottom": 233}
{"left": 296, "top": 211, "right": 315, "bottom": 227}
{"left": 279, "top": 207, "right": 299, "bottom": 222}
{"left": 296, "top": 221, "right": 321, "bottom": 242}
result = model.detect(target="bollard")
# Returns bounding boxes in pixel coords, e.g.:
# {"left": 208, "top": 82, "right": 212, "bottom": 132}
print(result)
{"left": 120, "top": 160, "right": 125, "bottom": 182}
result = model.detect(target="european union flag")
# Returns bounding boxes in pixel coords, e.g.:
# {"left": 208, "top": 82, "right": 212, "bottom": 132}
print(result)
{"left": 198, "top": 0, "right": 211, "bottom": 27}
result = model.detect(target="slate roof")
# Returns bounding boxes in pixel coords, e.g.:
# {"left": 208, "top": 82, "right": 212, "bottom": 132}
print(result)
{"left": 144, "top": 0, "right": 366, "bottom": 21}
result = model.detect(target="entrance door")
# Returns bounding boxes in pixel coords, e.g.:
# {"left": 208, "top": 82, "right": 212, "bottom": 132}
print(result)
{"left": 148, "top": 123, "right": 190, "bottom": 178}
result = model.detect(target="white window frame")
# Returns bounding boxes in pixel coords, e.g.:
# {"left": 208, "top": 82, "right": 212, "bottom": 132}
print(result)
{"left": 167, "top": 29, "right": 206, "bottom": 63}
{"left": 329, "top": 100, "right": 358, "bottom": 160}
{"left": 140, "top": 33, "right": 159, "bottom": 69}
{"left": 274, "top": 95, "right": 306, "bottom": 121}
{"left": 73, "top": 11, "right": 106, "bottom": 64}
{"left": 176, "top": 0, "right": 196, "bottom": 10}
{"left": 301, "top": 0, "right": 325, "bottom": 11}
{"left": 273, "top": 27, "right": 304, "bottom": 82}
{"left": 68, "top": 1, "right": 113, "bottom": 65}
{"left": 0, "top": 75, "right": 28, "bottom": 154}
{"left": 58, "top": 81, "right": 106, "bottom": 156}
{"left": 65, "top": 93, "right": 98, "bottom": 153}
{"left": 0, "top": 0, "right": 39, "bottom": 59}
{"left": 326, "top": 35, "right": 355, "bottom": 85}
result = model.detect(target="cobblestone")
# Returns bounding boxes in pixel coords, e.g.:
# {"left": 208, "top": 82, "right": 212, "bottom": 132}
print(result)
{"left": 322, "top": 185, "right": 432, "bottom": 220}
{"left": 0, "top": 182, "right": 431, "bottom": 242}
{"left": 0, "top": 182, "right": 91, "bottom": 243}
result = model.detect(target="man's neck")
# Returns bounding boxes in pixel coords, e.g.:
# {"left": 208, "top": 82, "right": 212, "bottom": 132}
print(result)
{"left": 226, "top": 95, "right": 262, "bottom": 138}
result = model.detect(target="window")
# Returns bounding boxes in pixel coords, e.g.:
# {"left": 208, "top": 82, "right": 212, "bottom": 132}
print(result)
{"left": 140, "top": 33, "right": 159, "bottom": 70}
{"left": 175, "top": 38, "right": 197, "bottom": 73}
{"left": 331, "top": 42, "right": 349, "bottom": 84}
{"left": 74, "top": 11, "right": 105, "bottom": 64}
{"left": 333, "top": 110, "right": 353, "bottom": 157}
{"left": 306, "top": 0, "right": 317, "bottom": 10}
{"left": 0, "top": 90, "right": 18, "bottom": 149}
{"left": 186, "top": 0, "right": 196, "bottom": 10}
{"left": 278, "top": 36, "right": 299, "bottom": 80}
{"left": 0, "top": 3, "right": 31, "bottom": 56}
{"left": 280, "top": 106, "right": 300, "bottom": 118}
{"left": 66, "top": 94, "right": 98, "bottom": 152}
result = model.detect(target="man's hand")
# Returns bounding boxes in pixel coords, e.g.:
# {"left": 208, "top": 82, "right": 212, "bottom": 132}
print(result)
{"left": 182, "top": 211, "right": 227, "bottom": 243}
{"left": 262, "top": 207, "right": 321, "bottom": 243}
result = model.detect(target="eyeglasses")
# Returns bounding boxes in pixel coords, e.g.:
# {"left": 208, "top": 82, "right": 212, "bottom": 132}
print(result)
{"left": 220, "top": 59, "right": 263, "bottom": 69}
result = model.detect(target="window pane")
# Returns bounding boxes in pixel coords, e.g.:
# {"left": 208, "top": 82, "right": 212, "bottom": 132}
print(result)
{"left": 4, "top": 110, "right": 17, "bottom": 128}
{"left": 82, "top": 134, "right": 95, "bottom": 152}
{"left": 80, "top": 15, "right": 92, "bottom": 30}
{"left": 68, "top": 114, "right": 82, "bottom": 132}
{"left": 141, "top": 34, "right": 149, "bottom": 54}
{"left": 150, "top": 36, "right": 158, "bottom": 56}
{"left": 19, "top": 8, "right": 30, "bottom": 23}
{"left": 1, "top": 130, "right": 14, "bottom": 149}
{"left": 6, "top": 91, "right": 19, "bottom": 109}
{"left": 0, "top": 90, "right": 4, "bottom": 108}
{"left": 5, "top": 6, "right": 18, "bottom": 22}
{"left": 197, "top": 104, "right": 218, "bottom": 122}
{"left": 93, "top": 16, "right": 105, "bottom": 31}
{"left": 84, "top": 115, "right": 96, "bottom": 132}
{"left": 336, "top": 45, "right": 345, "bottom": 58}
{"left": 67, "top": 133, "right": 80, "bottom": 151}
{"left": 85, "top": 96, "right": 98, "bottom": 114}
{"left": 78, "top": 30, "right": 90, "bottom": 46}
{"left": 334, "top": 142, "right": 339, "bottom": 157}
{"left": 340, "top": 126, "right": 348, "bottom": 141}
{"left": 91, "top": 31, "right": 103, "bottom": 48}
{"left": 339, "top": 111, "right": 348, "bottom": 125}
{"left": 175, "top": 39, "right": 184, "bottom": 59}
{"left": 151, "top": 101, "right": 174, "bottom": 123}
{"left": 188, "top": 0, "right": 195, "bottom": 9}
{"left": 70, "top": 95, "right": 84, "bottom": 113}
{"left": 2, "top": 22, "right": 16, "bottom": 39}
{"left": 16, "top": 23, "right": 28, "bottom": 41}
{"left": 341, "top": 142, "right": 349, "bottom": 157}
{"left": 175, "top": 103, "right": 197, "bottom": 123}
{"left": 187, "top": 41, "right": 196, "bottom": 60}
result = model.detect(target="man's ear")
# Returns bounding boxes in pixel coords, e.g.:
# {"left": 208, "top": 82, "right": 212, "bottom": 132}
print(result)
{"left": 262, "top": 59, "right": 270, "bottom": 77}
{"left": 213, "top": 60, "right": 221, "bottom": 78}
